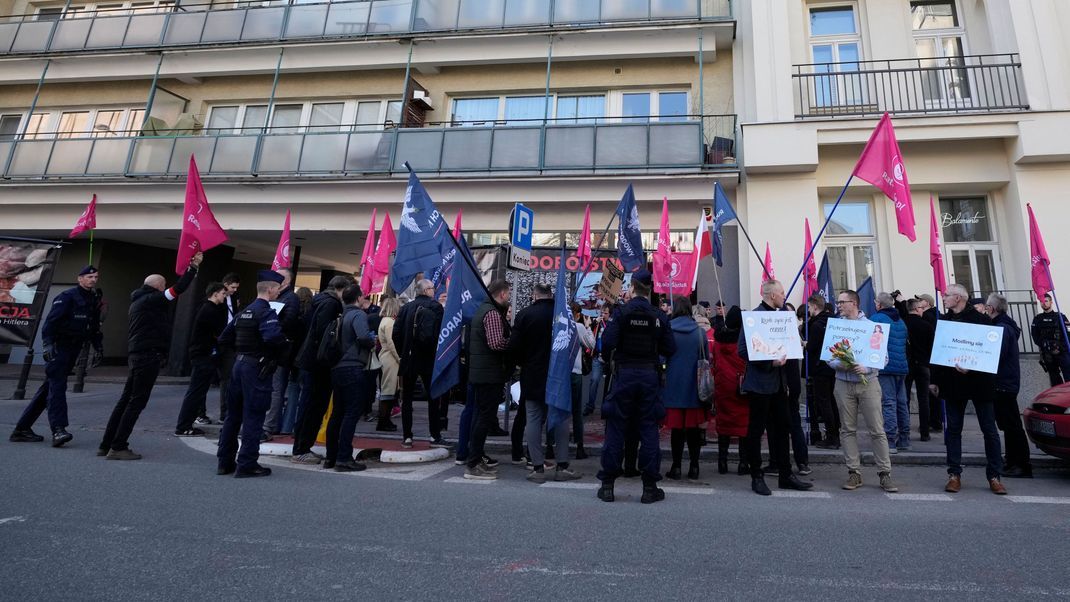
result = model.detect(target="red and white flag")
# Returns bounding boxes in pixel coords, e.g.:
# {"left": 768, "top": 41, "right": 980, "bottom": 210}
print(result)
{"left": 690, "top": 210, "right": 712, "bottom": 290}
{"left": 1028, "top": 203, "right": 1053, "bottom": 300}
{"left": 369, "top": 213, "right": 397, "bottom": 294}
{"left": 177, "top": 156, "right": 228, "bottom": 274}
{"left": 271, "top": 209, "right": 292, "bottom": 271}
{"left": 852, "top": 112, "right": 917, "bottom": 242}
{"left": 69, "top": 194, "right": 98, "bottom": 239}
{"left": 359, "top": 208, "right": 378, "bottom": 293}
{"left": 577, "top": 204, "right": 593, "bottom": 271}
{"left": 929, "top": 196, "right": 947, "bottom": 294}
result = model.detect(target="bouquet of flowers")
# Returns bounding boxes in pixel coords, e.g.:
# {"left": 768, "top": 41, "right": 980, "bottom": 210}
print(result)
{"left": 828, "top": 338, "right": 868, "bottom": 385}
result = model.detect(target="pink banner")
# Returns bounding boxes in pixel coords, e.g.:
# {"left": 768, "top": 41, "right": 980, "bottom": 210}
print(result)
{"left": 929, "top": 196, "right": 947, "bottom": 294}
{"left": 1029, "top": 203, "right": 1052, "bottom": 300}
{"left": 69, "top": 194, "right": 97, "bottom": 239}
{"left": 852, "top": 112, "right": 917, "bottom": 242}
{"left": 271, "top": 209, "right": 292, "bottom": 271}
{"left": 176, "top": 156, "right": 228, "bottom": 274}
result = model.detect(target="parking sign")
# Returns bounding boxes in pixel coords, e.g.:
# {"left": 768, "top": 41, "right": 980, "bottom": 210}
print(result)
{"left": 509, "top": 203, "right": 534, "bottom": 271}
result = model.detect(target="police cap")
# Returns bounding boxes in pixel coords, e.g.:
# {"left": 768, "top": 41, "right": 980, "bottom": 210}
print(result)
{"left": 78, "top": 265, "right": 98, "bottom": 276}
{"left": 632, "top": 269, "right": 652, "bottom": 287}
{"left": 257, "top": 269, "right": 285, "bottom": 284}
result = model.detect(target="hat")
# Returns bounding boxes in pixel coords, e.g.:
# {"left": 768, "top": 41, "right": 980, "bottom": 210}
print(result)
{"left": 78, "top": 265, "right": 98, "bottom": 276}
{"left": 257, "top": 269, "right": 285, "bottom": 284}
{"left": 715, "top": 300, "right": 726, "bottom": 307}
{"left": 632, "top": 269, "right": 652, "bottom": 287}
{"left": 968, "top": 297, "right": 985, "bottom": 306}
{"left": 698, "top": 301, "right": 710, "bottom": 309}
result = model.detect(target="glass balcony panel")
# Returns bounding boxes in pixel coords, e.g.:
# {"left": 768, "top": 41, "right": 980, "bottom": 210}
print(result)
{"left": 414, "top": 0, "right": 458, "bottom": 31}
{"left": 368, "top": 0, "right": 414, "bottom": 33}
{"left": 602, "top": 0, "right": 647, "bottom": 21}
{"left": 324, "top": 1, "right": 371, "bottom": 36}
{"left": 298, "top": 133, "right": 347, "bottom": 172}
{"left": 0, "top": 142, "right": 10, "bottom": 171}
{"left": 123, "top": 13, "right": 167, "bottom": 46}
{"left": 45, "top": 139, "right": 93, "bottom": 175}
{"left": 201, "top": 9, "right": 246, "bottom": 43}
{"left": 393, "top": 129, "right": 442, "bottom": 171}
{"left": 552, "top": 0, "right": 599, "bottom": 24}
{"left": 286, "top": 3, "right": 330, "bottom": 38}
{"left": 163, "top": 11, "right": 206, "bottom": 44}
{"left": 85, "top": 15, "right": 131, "bottom": 48}
{"left": 11, "top": 21, "right": 54, "bottom": 52}
{"left": 0, "top": 22, "right": 19, "bottom": 53}
{"left": 169, "top": 137, "right": 216, "bottom": 174}
{"left": 258, "top": 134, "right": 302, "bottom": 172}
{"left": 458, "top": 0, "right": 505, "bottom": 28}
{"left": 503, "top": 0, "right": 550, "bottom": 26}
{"left": 129, "top": 138, "right": 176, "bottom": 174}
{"left": 543, "top": 125, "right": 594, "bottom": 168}
{"left": 8, "top": 141, "right": 52, "bottom": 176}
{"left": 86, "top": 138, "right": 133, "bottom": 174}
{"left": 648, "top": 122, "right": 700, "bottom": 165}
{"left": 651, "top": 0, "right": 697, "bottom": 18}
{"left": 490, "top": 127, "right": 540, "bottom": 169}
{"left": 595, "top": 125, "right": 647, "bottom": 166}
{"left": 209, "top": 135, "right": 257, "bottom": 173}
{"left": 50, "top": 18, "right": 92, "bottom": 50}
{"left": 346, "top": 131, "right": 392, "bottom": 172}
{"left": 441, "top": 128, "right": 491, "bottom": 170}
{"left": 241, "top": 6, "right": 285, "bottom": 40}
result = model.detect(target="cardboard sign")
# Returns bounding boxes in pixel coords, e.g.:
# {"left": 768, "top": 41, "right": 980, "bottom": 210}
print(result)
{"left": 742, "top": 311, "right": 804, "bottom": 360}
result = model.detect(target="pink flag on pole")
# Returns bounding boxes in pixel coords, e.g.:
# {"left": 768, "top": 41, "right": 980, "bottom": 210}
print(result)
{"left": 358, "top": 208, "right": 378, "bottom": 293}
{"left": 69, "top": 194, "right": 98, "bottom": 238}
{"left": 369, "top": 213, "right": 397, "bottom": 294}
{"left": 177, "top": 156, "right": 228, "bottom": 274}
{"left": 271, "top": 209, "right": 292, "bottom": 271}
{"left": 653, "top": 197, "right": 672, "bottom": 289}
{"left": 762, "top": 242, "right": 775, "bottom": 281}
{"left": 1028, "top": 203, "right": 1053, "bottom": 300}
{"left": 453, "top": 209, "right": 463, "bottom": 240}
{"left": 929, "top": 196, "right": 947, "bottom": 294}
{"left": 803, "top": 219, "right": 818, "bottom": 300}
{"left": 577, "top": 204, "right": 593, "bottom": 271}
{"left": 852, "top": 112, "right": 917, "bottom": 242}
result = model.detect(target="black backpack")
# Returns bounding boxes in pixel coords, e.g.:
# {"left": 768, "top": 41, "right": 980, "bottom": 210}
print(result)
{"left": 316, "top": 315, "right": 345, "bottom": 367}
{"left": 413, "top": 305, "right": 438, "bottom": 347}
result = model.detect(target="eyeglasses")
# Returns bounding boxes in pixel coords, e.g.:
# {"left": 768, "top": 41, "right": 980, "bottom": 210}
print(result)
{"left": 835, "top": 300, "right": 854, "bottom": 305}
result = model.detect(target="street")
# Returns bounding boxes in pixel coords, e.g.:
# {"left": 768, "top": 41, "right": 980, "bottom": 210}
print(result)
{"left": 3, "top": 379, "right": 1070, "bottom": 600}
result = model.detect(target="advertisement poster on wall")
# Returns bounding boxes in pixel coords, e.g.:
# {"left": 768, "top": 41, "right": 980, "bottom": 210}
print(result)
{"left": 0, "top": 239, "right": 62, "bottom": 346}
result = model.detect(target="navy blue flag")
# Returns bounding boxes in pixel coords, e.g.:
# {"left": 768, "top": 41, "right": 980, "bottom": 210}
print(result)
{"left": 858, "top": 276, "right": 877, "bottom": 319}
{"left": 429, "top": 247, "right": 487, "bottom": 399}
{"left": 429, "top": 229, "right": 475, "bottom": 296}
{"left": 545, "top": 245, "right": 578, "bottom": 431}
{"left": 816, "top": 250, "right": 835, "bottom": 303}
{"left": 615, "top": 184, "right": 645, "bottom": 273}
{"left": 391, "top": 169, "right": 447, "bottom": 294}
{"left": 710, "top": 181, "right": 738, "bottom": 267}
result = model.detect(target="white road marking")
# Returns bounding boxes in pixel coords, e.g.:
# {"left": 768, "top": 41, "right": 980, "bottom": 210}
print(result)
{"left": 0, "top": 516, "right": 27, "bottom": 525}
{"left": 886, "top": 493, "right": 953, "bottom": 501}
{"left": 770, "top": 490, "right": 831, "bottom": 499}
{"left": 1006, "top": 496, "right": 1070, "bottom": 505}
{"left": 539, "top": 482, "right": 599, "bottom": 490}
{"left": 444, "top": 477, "right": 496, "bottom": 485}
{"left": 661, "top": 486, "right": 715, "bottom": 495}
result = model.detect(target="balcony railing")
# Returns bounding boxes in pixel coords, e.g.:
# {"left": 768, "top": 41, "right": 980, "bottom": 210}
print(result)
{"left": 0, "top": 0, "right": 732, "bottom": 56}
{"left": 792, "top": 53, "right": 1027, "bottom": 119}
{"left": 0, "top": 114, "right": 737, "bottom": 180}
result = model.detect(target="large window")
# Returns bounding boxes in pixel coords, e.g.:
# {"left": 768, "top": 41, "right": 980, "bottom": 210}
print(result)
{"left": 556, "top": 95, "right": 605, "bottom": 124}
{"left": 823, "top": 201, "right": 877, "bottom": 293}
{"left": 808, "top": 4, "right": 863, "bottom": 107}
{"left": 3, "top": 107, "right": 145, "bottom": 139}
{"left": 206, "top": 99, "right": 400, "bottom": 134}
{"left": 911, "top": 1, "right": 971, "bottom": 106}
{"left": 449, "top": 89, "right": 687, "bottom": 126}
{"left": 939, "top": 197, "right": 1003, "bottom": 297}
{"left": 34, "top": 0, "right": 175, "bottom": 18}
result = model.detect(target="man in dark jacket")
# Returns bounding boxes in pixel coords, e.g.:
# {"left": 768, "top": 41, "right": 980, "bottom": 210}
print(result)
{"left": 264, "top": 267, "right": 302, "bottom": 438}
{"left": 904, "top": 298, "right": 938, "bottom": 438}
{"left": 986, "top": 293, "right": 1031, "bottom": 478}
{"left": 290, "top": 275, "right": 350, "bottom": 464}
{"left": 930, "top": 283, "right": 1006, "bottom": 495}
{"left": 99, "top": 252, "right": 201, "bottom": 459}
{"left": 323, "top": 284, "right": 376, "bottom": 472}
{"left": 174, "top": 282, "right": 229, "bottom": 436}
{"left": 464, "top": 279, "right": 513, "bottom": 481}
{"left": 805, "top": 294, "right": 839, "bottom": 449}
{"left": 1031, "top": 292, "right": 1070, "bottom": 387}
{"left": 872, "top": 292, "right": 911, "bottom": 453}
{"left": 392, "top": 279, "right": 446, "bottom": 448}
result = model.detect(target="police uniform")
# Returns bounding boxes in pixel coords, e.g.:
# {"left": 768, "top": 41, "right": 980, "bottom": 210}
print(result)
{"left": 11, "top": 266, "right": 101, "bottom": 446}
{"left": 216, "top": 270, "right": 289, "bottom": 478}
{"left": 1031, "top": 307, "right": 1070, "bottom": 386}
{"left": 597, "top": 270, "right": 675, "bottom": 503}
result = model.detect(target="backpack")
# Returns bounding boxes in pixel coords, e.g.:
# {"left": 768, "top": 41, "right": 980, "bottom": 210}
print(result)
{"left": 316, "top": 315, "right": 344, "bottom": 367}
{"left": 413, "top": 304, "right": 438, "bottom": 347}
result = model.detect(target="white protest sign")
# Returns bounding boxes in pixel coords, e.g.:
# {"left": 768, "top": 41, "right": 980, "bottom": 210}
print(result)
{"left": 742, "top": 311, "right": 804, "bottom": 360}
{"left": 819, "top": 318, "right": 889, "bottom": 370}
{"left": 930, "top": 320, "right": 1004, "bottom": 374}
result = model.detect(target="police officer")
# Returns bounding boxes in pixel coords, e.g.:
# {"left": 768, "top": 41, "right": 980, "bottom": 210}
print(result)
{"left": 597, "top": 270, "right": 675, "bottom": 504}
{"left": 1031, "top": 292, "right": 1070, "bottom": 387}
{"left": 11, "top": 265, "right": 102, "bottom": 447}
{"left": 216, "top": 269, "right": 289, "bottom": 478}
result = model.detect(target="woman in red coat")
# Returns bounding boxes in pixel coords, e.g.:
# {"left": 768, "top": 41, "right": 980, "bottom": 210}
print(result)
{"left": 710, "top": 306, "right": 750, "bottom": 475}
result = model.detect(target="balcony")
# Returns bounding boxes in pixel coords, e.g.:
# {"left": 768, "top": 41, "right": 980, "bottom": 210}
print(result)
{"left": 0, "top": 114, "right": 737, "bottom": 181}
{"left": 0, "top": 0, "right": 732, "bottom": 56}
{"left": 792, "top": 54, "right": 1027, "bottom": 119}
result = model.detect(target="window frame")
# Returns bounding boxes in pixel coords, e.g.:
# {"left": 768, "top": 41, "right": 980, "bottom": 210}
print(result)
{"left": 0, "top": 106, "right": 146, "bottom": 139}
{"left": 821, "top": 199, "right": 879, "bottom": 292}
{"left": 448, "top": 89, "right": 690, "bottom": 127}
{"left": 205, "top": 99, "right": 401, "bottom": 135}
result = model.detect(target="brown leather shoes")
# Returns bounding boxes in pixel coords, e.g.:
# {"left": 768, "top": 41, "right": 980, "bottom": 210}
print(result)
{"left": 945, "top": 474, "right": 961, "bottom": 493}
{"left": 989, "top": 478, "right": 1008, "bottom": 495}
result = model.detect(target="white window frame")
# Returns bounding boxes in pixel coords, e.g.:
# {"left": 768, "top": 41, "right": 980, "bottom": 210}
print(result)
{"left": 909, "top": 0, "right": 972, "bottom": 107}
{"left": 205, "top": 99, "right": 401, "bottom": 134}
{"left": 822, "top": 200, "right": 880, "bottom": 292}
{"left": 448, "top": 89, "right": 689, "bottom": 127}
{"left": 33, "top": 1, "right": 175, "bottom": 19}
{"left": 0, "top": 106, "right": 146, "bottom": 139}
{"left": 807, "top": 2, "right": 864, "bottom": 107}
{"left": 938, "top": 195, "right": 1004, "bottom": 296}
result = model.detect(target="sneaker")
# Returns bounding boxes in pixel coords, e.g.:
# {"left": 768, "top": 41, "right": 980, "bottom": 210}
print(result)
{"left": 310, "top": 451, "right": 325, "bottom": 460}
{"left": 51, "top": 430, "right": 73, "bottom": 448}
{"left": 390, "top": 406, "right": 401, "bottom": 418}
{"left": 9, "top": 429, "right": 44, "bottom": 443}
{"left": 887, "top": 446, "right": 898, "bottom": 455}
{"left": 106, "top": 448, "right": 142, "bottom": 461}
{"left": 554, "top": 467, "right": 581, "bottom": 481}
{"left": 797, "top": 464, "right": 812, "bottom": 476}
{"left": 194, "top": 416, "right": 213, "bottom": 426}
{"left": 464, "top": 464, "right": 498, "bottom": 480}
{"left": 455, "top": 457, "right": 468, "bottom": 466}
{"left": 511, "top": 457, "right": 527, "bottom": 465}
{"left": 481, "top": 455, "right": 499, "bottom": 468}
{"left": 402, "top": 438, "right": 414, "bottom": 449}
{"left": 897, "top": 446, "right": 912, "bottom": 453}
{"left": 879, "top": 472, "right": 899, "bottom": 493}
{"left": 175, "top": 428, "right": 205, "bottom": 437}
{"left": 842, "top": 471, "right": 863, "bottom": 490}
{"left": 291, "top": 453, "right": 322, "bottom": 465}
{"left": 429, "top": 437, "right": 451, "bottom": 448}
{"left": 526, "top": 469, "right": 547, "bottom": 484}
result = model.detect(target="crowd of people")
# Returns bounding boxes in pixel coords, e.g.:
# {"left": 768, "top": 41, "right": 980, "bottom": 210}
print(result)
{"left": 9, "top": 251, "right": 1068, "bottom": 496}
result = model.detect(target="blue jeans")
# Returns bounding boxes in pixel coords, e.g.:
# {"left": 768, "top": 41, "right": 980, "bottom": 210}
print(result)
{"left": 585, "top": 357, "right": 604, "bottom": 413}
{"left": 325, "top": 366, "right": 369, "bottom": 464}
{"left": 878, "top": 374, "right": 910, "bottom": 448}
{"left": 281, "top": 368, "right": 309, "bottom": 435}
{"left": 456, "top": 384, "right": 476, "bottom": 461}
{"left": 945, "top": 395, "right": 1003, "bottom": 480}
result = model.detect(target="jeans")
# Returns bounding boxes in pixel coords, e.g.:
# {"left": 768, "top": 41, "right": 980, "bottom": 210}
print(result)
{"left": 744, "top": 391, "right": 793, "bottom": 479}
{"left": 906, "top": 364, "right": 933, "bottom": 436}
{"left": 101, "top": 352, "right": 164, "bottom": 452}
{"left": 281, "top": 368, "right": 308, "bottom": 435}
{"left": 834, "top": 378, "right": 891, "bottom": 473}
{"left": 218, "top": 349, "right": 235, "bottom": 422}
{"left": 467, "top": 383, "right": 503, "bottom": 469}
{"left": 325, "top": 366, "right": 368, "bottom": 464}
{"left": 585, "top": 357, "right": 605, "bottom": 413}
{"left": 292, "top": 366, "right": 332, "bottom": 456}
{"left": 456, "top": 384, "right": 475, "bottom": 461}
{"left": 176, "top": 355, "right": 218, "bottom": 432}
{"left": 993, "top": 390, "right": 1031, "bottom": 469}
{"left": 17, "top": 341, "right": 81, "bottom": 433}
{"left": 526, "top": 398, "right": 570, "bottom": 469}
{"left": 570, "top": 373, "right": 584, "bottom": 449}
{"left": 263, "top": 364, "right": 290, "bottom": 435}
{"left": 945, "top": 395, "right": 1003, "bottom": 480}
{"left": 217, "top": 357, "right": 272, "bottom": 472}
{"left": 878, "top": 374, "right": 910, "bottom": 448}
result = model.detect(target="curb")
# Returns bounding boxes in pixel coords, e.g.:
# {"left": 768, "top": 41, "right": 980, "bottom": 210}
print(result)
{"left": 256, "top": 441, "right": 450, "bottom": 464}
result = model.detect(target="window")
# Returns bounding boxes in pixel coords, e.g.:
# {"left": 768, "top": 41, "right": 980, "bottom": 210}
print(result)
{"left": 939, "top": 197, "right": 992, "bottom": 243}
{"left": 34, "top": 7, "right": 64, "bottom": 20}
{"left": 24, "top": 113, "right": 49, "bottom": 139}
{"left": 0, "top": 115, "right": 21, "bottom": 141}
{"left": 206, "top": 99, "right": 399, "bottom": 135}
{"left": 622, "top": 93, "right": 651, "bottom": 123}
{"left": 658, "top": 92, "right": 688, "bottom": 122}
{"left": 34, "top": 1, "right": 175, "bottom": 19}
{"left": 207, "top": 106, "right": 239, "bottom": 133}
{"left": 452, "top": 98, "right": 501, "bottom": 126}
{"left": 503, "top": 96, "right": 547, "bottom": 125}
{"left": 823, "top": 202, "right": 872, "bottom": 236}
{"left": 809, "top": 6, "right": 856, "bottom": 36}
{"left": 556, "top": 95, "right": 604, "bottom": 124}
{"left": 823, "top": 201, "right": 877, "bottom": 292}
{"left": 808, "top": 4, "right": 863, "bottom": 107}
{"left": 270, "top": 104, "right": 302, "bottom": 129}
{"left": 910, "top": 1, "right": 970, "bottom": 105}
{"left": 57, "top": 112, "right": 90, "bottom": 138}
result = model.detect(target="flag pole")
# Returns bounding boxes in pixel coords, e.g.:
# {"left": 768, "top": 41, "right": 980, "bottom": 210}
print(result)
{"left": 785, "top": 175, "right": 855, "bottom": 300}
{"left": 570, "top": 211, "right": 619, "bottom": 304}
{"left": 735, "top": 217, "right": 768, "bottom": 275}
{"left": 441, "top": 219, "right": 494, "bottom": 302}
{"left": 88, "top": 229, "right": 94, "bottom": 266}
{"left": 1044, "top": 264, "right": 1070, "bottom": 358}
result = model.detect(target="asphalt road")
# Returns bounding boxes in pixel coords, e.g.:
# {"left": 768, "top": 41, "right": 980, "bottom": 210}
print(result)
{"left": 3, "top": 379, "right": 1070, "bottom": 600}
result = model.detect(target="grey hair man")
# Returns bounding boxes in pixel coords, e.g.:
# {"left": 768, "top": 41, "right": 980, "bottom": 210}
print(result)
{"left": 985, "top": 292, "right": 1031, "bottom": 478}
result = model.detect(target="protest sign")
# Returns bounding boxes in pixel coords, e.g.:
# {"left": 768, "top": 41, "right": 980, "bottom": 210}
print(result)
{"left": 819, "top": 318, "right": 889, "bottom": 370}
{"left": 742, "top": 311, "right": 804, "bottom": 360}
{"left": 930, "top": 320, "right": 1004, "bottom": 374}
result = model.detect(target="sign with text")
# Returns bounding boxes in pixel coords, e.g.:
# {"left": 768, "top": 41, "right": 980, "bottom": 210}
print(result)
{"left": 508, "top": 203, "right": 534, "bottom": 271}
{"left": 741, "top": 311, "right": 804, "bottom": 360}
{"left": 819, "top": 318, "right": 889, "bottom": 370}
{"left": 0, "top": 239, "right": 62, "bottom": 346}
{"left": 930, "top": 320, "right": 1004, "bottom": 374}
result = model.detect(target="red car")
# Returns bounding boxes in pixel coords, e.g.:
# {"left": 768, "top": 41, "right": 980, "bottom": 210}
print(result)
{"left": 1024, "top": 383, "right": 1070, "bottom": 460}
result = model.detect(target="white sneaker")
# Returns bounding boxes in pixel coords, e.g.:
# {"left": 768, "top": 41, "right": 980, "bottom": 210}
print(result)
{"left": 464, "top": 464, "right": 497, "bottom": 480}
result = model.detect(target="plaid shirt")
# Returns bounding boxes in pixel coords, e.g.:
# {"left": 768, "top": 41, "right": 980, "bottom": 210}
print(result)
{"left": 483, "top": 308, "right": 508, "bottom": 351}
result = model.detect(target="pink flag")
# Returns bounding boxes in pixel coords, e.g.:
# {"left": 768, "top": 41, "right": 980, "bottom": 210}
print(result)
{"left": 69, "top": 194, "right": 98, "bottom": 238}
{"left": 929, "top": 196, "right": 947, "bottom": 294}
{"left": 177, "top": 156, "right": 228, "bottom": 274}
{"left": 1028, "top": 204, "right": 1053, "bottom": 300}
{"left": 370, "top": 213, "right": 397, "bottom": 294}
{"left": 577, "top": 204, "right": 593, "bottom": 271}
{"left": 271, "top": 209, "right": 292, "bottom": 271}
{"left": 852, "top": 113, "right": 917, "bottom": 242}
{"left": 653, "top": 197, "right": 672, "bottom": 290}
{"left": 358, "top": 208, "right": 377, "bottom": 293}
{"left": 803, "top": 219, "right": 818, "bottom": 300}
{"left": 654, "top": 252, "right": 696, "bottom": 295}
{"left": 763, "top": 242, "right": 775, "bottom": 281}
{"left": 453, "top": 209, "right": 463, "bottom": 240}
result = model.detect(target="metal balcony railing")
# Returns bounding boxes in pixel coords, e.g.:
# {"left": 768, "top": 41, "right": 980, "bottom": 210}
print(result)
{"left": 0, "top": 0, "right": 732, "bottom": 56}
{"left": 792, "top": 53, "right": 1027, "bottom": 118}
{"left": 0, "top": 114, "right": 737, "bottom": 180}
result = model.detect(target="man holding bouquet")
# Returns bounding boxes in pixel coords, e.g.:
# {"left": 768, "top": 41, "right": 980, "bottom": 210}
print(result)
{"left": 827, "top": 290, "right": 897, "bottom": 493}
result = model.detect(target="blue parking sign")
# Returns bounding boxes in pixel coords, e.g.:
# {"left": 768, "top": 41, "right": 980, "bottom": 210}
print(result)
{"left": 509, "top": 203, "right": 534, "bottom": 270}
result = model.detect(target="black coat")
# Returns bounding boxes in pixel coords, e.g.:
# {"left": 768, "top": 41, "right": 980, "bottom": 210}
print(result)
{"left": 188, "top": 301, "right": 228, "bottom": 360}
{"left": 993, "top": 312, "right": 1021, "bottom": 394}
{"left": 805, "top": 310, "right": 834, "bottom": 378}
{"left": 930, "top": 305, "right": 995, "bottom": 399}
{"left": 392, "top": 294, "right": 444, "bottom": 377}
{"left": 126, "top": 267, "right": 197, "bottom": 355}
{"left": 297, "top": 291, "right": 343, "bottom": 370}
{"left": 508, "top": 298, "right": 555, "bottom": 402}
{"left": 903, "top": 313, "right": 936, "bottom": 366}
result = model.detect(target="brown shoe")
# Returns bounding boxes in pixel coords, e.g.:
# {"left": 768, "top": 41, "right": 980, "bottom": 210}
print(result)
{"left": 944, "top": 474, "right": 961, "bottom": 493}
{"left": 989, "top": 478, "right": 1007, "bottom": 495}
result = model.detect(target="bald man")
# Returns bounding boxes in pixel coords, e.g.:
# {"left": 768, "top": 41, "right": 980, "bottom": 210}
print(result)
{"left": 99, "top": 252, "right": 202, "bottom": 460}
